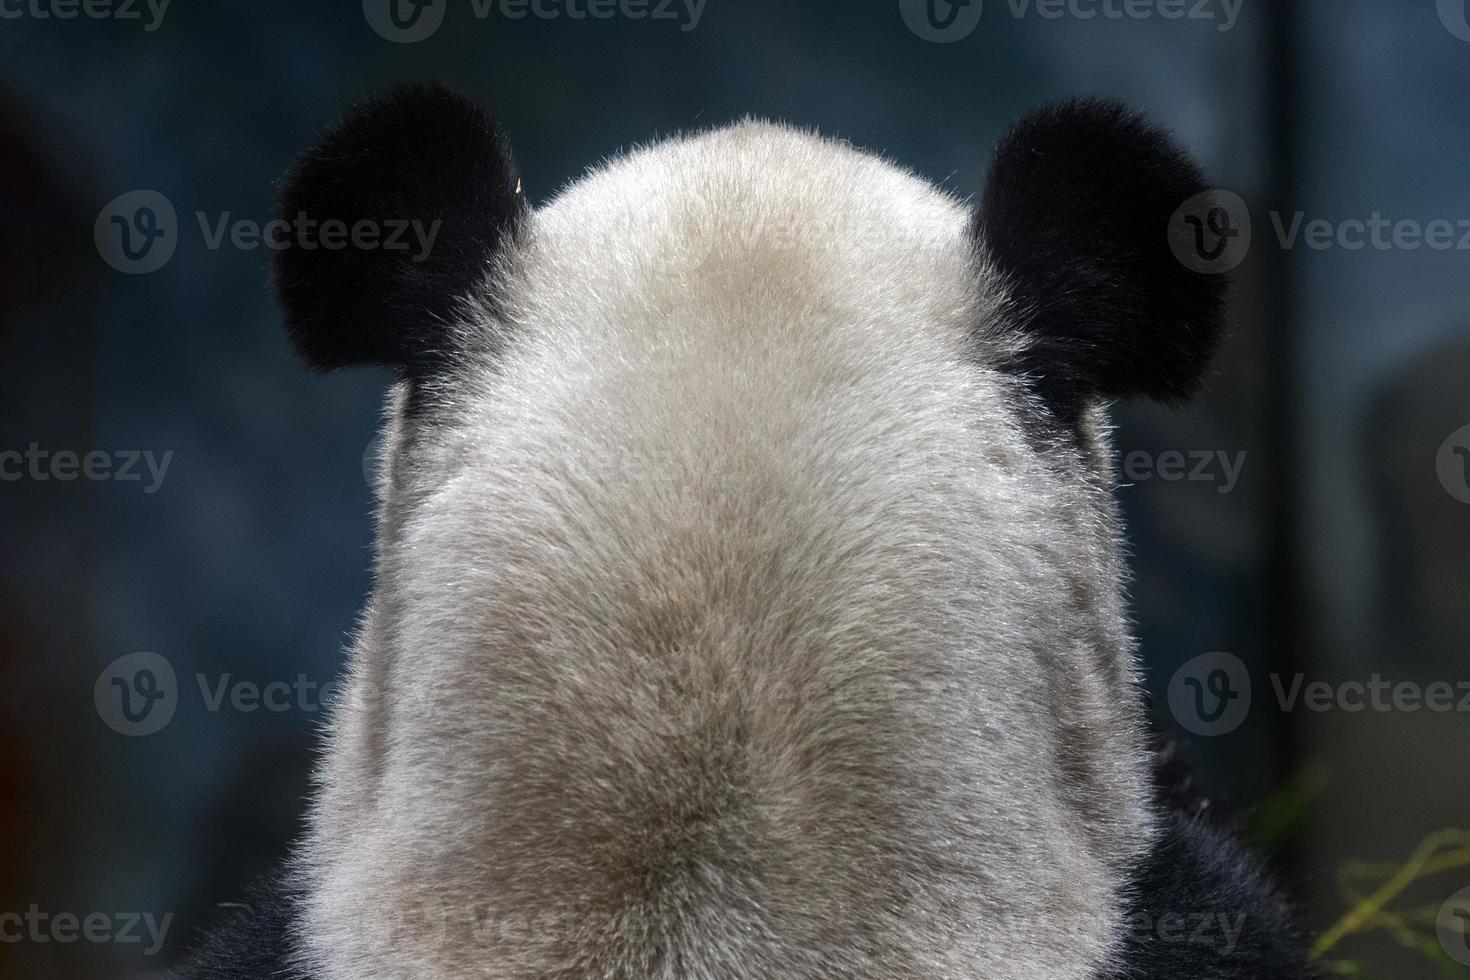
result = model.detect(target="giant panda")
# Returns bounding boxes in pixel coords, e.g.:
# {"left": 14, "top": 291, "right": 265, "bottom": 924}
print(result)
{"left": 180, "top": 86, "right": 1317, "bottom": 979}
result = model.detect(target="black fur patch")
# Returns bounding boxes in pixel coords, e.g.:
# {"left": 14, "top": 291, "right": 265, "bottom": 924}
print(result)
{"left": 274, "top": 84, "right": 527, "bottom": 375}
{"left": 172, "top": 873, "right": 308, "bottom": 979}
{"left": 1107, "top": 813, "right": 1320, "bottom": 979}
{"left": 977, "top": 99, "right": 1228, "bottom": 426}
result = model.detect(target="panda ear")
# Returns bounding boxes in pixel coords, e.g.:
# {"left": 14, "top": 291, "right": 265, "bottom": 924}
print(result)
{"left": 273, "top": 84, "right": 527, "bottom": 374}
{"left": 976, "top": 99, "right": 1228, "bottom": 423}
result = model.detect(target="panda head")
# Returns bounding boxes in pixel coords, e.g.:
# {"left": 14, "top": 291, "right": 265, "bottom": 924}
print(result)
{"left": 277, "top": 86, "right": 1226, "bottom": 979}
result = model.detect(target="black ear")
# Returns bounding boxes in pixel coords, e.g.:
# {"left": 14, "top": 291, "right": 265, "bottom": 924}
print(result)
{"left": 976, "top": 99, "right": 1228, "bottom": 424}
{"left": 274, "top": 84, "right": 527, "bottom": 374}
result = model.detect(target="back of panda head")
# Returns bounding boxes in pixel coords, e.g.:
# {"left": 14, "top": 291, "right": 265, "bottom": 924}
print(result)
{"left": 273, "top": 89, "right": 1227, "bottom": 432}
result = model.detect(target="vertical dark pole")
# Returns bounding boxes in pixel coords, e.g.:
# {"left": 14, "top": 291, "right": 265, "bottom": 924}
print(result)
{"left": 1263, "top": 0, "right": 1308, "bottom": 878}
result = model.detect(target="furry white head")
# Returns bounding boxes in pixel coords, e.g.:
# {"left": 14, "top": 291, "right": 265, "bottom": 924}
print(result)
{"left": 274, "top": 87, "right": 1225, "bottom": 980}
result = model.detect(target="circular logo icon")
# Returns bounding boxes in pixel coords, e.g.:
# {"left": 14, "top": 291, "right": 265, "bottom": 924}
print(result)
{"left": 1438, "top": 887, "right": 1470, "bottom": 966}
{"left": 1439, "top": 0, "right": 1470, "bottom": 42}
{"left": 95, "top": 651, "right": 178, "bottom": 736}
{"left": 1436, "top": 424, "right": 1470, "bottom": 504}
{"left": 1167, "top": 651, "right": 1251, "bottom": 737}
{"left": 900, "top": 0, "right": 984, "bottom": 42}
{"left": 1168, "top": 189, "right": 1251, "bottom": 275}
{"left": 94, "top": 190, "right": 178, "bottom": 275}
{"left": 363, "top": 0, "right": 446, "bottom": 42}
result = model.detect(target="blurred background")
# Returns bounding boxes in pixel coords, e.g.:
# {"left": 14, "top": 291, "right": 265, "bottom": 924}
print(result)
{"left": 2, "top": 0, "right": 1468, "bottom": 976}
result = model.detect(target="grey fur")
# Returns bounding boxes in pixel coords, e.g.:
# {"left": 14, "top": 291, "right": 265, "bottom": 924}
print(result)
{"left": 295, "top": 122, "right": 1156, "bottom": 979}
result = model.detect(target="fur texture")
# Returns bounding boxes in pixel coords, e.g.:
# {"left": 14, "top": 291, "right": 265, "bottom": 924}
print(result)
{"left": 177, "top": 759, "right": 1319, "bottom": 980}
{"left": 274, "top": 84, "right": 527, "bottom": 375}
{"left": 1108, "top": 813, "right": 1319, "bottom": 979}
{"left": 190, "top": 91, "right": 1297, "bottom": 978}
{"left": 295, "top": 117, "right": 1152, "bottom": 979}
{"left": 176, "top": 876, "right": 302, "bottom": 979}
{"left": 977, "top": 99, "right": 1228, "bottom": 429}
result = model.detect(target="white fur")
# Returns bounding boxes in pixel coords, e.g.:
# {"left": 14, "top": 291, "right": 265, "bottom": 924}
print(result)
{"left": 297, "top": 121, "right": 1155, "bottom": 979}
